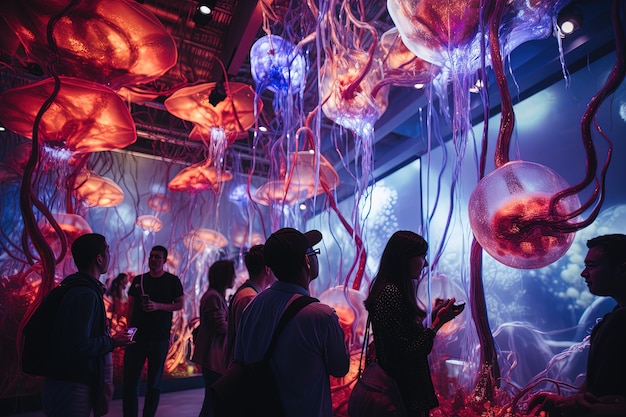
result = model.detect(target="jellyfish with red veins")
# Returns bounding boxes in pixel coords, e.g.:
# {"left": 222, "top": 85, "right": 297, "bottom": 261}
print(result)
{"left": 0, "top": 76, "right": 136, "bottom": 154}
{"left": 388, "top": 0, "right": 568, "bottom": 74}
{"left": 0, "top": 75, "right": 136, "bottom": 306}
{"left": 165, "top": 82, "right": 262, "bottom": 176}
{"left": 373, "top": 27, "right": 441, "bottom": 95}
{"left": 167, "top": 162, "right": 233, "bottom": 194}
{"left": 0, "top": 0, "right": 177, "bottom": 90}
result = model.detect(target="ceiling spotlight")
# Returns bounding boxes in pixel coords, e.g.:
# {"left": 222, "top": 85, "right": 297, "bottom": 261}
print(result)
{"left": 209, "top": 81, "right": 227, "bottom": 106}
{"left": 557, "top": 5, "right": 583, "bottom": 36}
{"left": 194, "top": 0, "right": 217, "bottom": 25}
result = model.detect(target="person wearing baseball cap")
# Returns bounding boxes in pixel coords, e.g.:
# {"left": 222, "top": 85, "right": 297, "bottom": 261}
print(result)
{"left": 233, "top": 227, "right": 349, "bottom": 417}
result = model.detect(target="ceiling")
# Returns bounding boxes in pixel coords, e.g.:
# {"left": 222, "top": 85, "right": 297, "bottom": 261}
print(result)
{"left": 0, "top": 0, "right": 620, "bottom": 204}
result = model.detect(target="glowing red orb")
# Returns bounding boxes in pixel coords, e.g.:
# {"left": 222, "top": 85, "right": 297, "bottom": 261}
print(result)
{"left": 468, "top": 161, "right": 581, "bottom": 269}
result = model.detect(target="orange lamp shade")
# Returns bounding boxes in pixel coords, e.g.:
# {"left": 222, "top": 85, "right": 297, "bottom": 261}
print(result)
{"left": 165, "top": 82, "right": 262, "bottom": 134}
{"left": 75, "top": 171, "right": 124, "bottom": 207}
{"left": 0, "top": 0, "right": 177, "bottom": 89}
{"left": 168, "top": 162, "right": 233, "bottom": 193}
{"left": 0, "top": 76, "right": 136, "bottom": 154}
{"left": 184, "top": 228, "right": 228, "bottom": 252}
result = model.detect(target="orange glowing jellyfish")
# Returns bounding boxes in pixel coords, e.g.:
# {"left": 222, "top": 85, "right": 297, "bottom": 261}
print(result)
{"left": 184, "top": 228, "right": 228, "bottom": 252}
{"left": 290, "top": 151, "right": 340, "bottom": 194}
{"left": 165, "top": 82, "right": 261, "bottom": 136}
{"left": 135, "top": 215, "right": 163, "bottom": 233}
{"left": 39, "top": 213, "right": 92, "bottom": 248}
{"left": 0, "top": 0, "right": 177, "bottom": 89}
{"left": 0, "top": 76, "right": 136, "bottom": 154}
{"left": 74, "top": 171, "right": 124, "bottom": 208}
{"left": 253, "top": 151, "right": 340, "bottom": 206}
{"left": 168, "top": 162, "right": 233, "bottom": 193}
{"left": 147, "top": 193, "right": 172, "bottom": 213}
{"left": 318, "top": 286, "right": 368, "bottom": 348}
{"left": 229, "top": 229, "right": 264, "bottom": 248}
{"left": 377, "top": 27, "right": 441, "bottom": 91}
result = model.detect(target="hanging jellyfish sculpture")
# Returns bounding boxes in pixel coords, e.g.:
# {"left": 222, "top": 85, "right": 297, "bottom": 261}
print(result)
{"left": 385, "top": 0, "right": 622, "bottom": 412}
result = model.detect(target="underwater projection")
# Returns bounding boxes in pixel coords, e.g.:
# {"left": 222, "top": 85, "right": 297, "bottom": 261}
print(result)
{"left": 1, "top": 0, "right": 625, "bottom": 416}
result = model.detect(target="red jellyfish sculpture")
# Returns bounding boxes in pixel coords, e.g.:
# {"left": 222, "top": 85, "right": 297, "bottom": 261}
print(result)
{"left": 0, "top": 76, "right": 136, "bottom": 154}
{"left": 168, "top": 162, "right": 233, "bottom": 193}
{"left": 0, "top": 75, "right": 136, "bottom": 322}
{"left": 165, "top": 82, "right": 262, "bottom": 177}
{"left": 0, "top": 0, "right": 177, "bottom": 90}
{"left": 74, "top": 170, "right": 125, "bottom": 208}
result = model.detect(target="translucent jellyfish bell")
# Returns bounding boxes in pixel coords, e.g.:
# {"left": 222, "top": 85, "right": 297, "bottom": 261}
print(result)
{"left": 468, "top": 161, "right": 582, "bottom": 269}
{"left": 0, "top": 0, "right": 177, "bottom": 89}
{"left": 74, "top": 171, "right": 124, "bottom": 208}
{"left": 38, "top": 212, "right": 93, "bottom": 253}
{"left": 167, "top": 161, "right": 233, "bottom": 193}
{"left": 250, "top": 35, "right": 306, "bottom": 94}
{"left": 0, "top": 76, "right": 136, "bottom": 154}
{"left": 320, "top": 50, "right": 389, "bottom": 136}
{"left": 184, "top": 228, "right": 228, "bottom": 252}
{"left": 135, "top": 215, "right": 163, "bottom": 233}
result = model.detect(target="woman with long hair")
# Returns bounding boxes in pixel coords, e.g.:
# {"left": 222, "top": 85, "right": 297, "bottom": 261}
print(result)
{"left": 363, "top": 231, "right": 464, "bottom": 417}
{"left": 192, "top": 259, "right": 236, "bottom": 417}
{"left": 106, "top": 272, "right": 130, "bottom": 318}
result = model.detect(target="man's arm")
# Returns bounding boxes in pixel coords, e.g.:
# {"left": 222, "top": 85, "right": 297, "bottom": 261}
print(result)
{"left": 146, "top": 295, "right": 184, "bottom": 312}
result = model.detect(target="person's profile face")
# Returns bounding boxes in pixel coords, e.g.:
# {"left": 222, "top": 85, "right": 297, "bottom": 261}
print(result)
{"left": 99, "top": 243, "right": 111, "bottom": 275}
{"left": 408, "top": 254, "right": 428, "bottom": 281}
{"left": 581, "top": 246, "right": 619, "bottom": 296}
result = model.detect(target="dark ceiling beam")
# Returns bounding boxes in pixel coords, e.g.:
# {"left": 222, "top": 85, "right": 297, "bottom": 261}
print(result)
{"left": 220, "top": 0, "right": 264, "bottom": 76}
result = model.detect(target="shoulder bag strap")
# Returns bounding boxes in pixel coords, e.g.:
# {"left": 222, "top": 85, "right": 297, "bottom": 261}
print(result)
{"left": 356, "top": 314, "right": 371, "bottom": 379}
{"left": 263, "top": 295, "right": 318, "bottom": 361}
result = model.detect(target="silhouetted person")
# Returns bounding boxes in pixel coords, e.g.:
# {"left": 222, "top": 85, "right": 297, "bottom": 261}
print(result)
{"left": 530, "top": 234, "right": 626, "bottom": 416}
{"left": 191, "top": 259, "right": 236, "bottom": 417}
{"left": 224, "top": 244, "right": 275, "bottom": 366}
{"left": 362, "top": 231, "right": 464, "bottom": 417}
{"left": 123, "top": 245, "right": 184, "bottom": 417}
{"left": 42, "top": 233, "right": 132, "bottom": 417}
{"left": 234, "top": 228, "right": 350, "bottom": 417}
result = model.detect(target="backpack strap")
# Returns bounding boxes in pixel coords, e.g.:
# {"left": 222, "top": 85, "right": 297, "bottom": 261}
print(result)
{"left": 263, "top": 295, "right": 318, "bottom": 362}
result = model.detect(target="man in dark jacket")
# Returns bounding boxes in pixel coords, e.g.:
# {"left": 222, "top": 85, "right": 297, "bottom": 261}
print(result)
{"left": 529, "top": 234, "right": 626, "bottom": 416}
{"left": 43, "top": 233, "right": 132, "bottom": 417}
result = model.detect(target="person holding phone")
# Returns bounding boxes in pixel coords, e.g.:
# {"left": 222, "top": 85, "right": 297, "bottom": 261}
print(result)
{"left": 123, "top": 245, "right": 184, "bottom": 417}
{"left": 362, "top": 231, "right": 465, "bottom": 417}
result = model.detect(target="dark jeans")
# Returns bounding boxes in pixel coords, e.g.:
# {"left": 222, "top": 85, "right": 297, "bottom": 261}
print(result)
{"left": 122, "top": 340, "right": 169, "bottom": 417}
{"left": 199, "top": 368, "right": 221, "bottom": 417}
